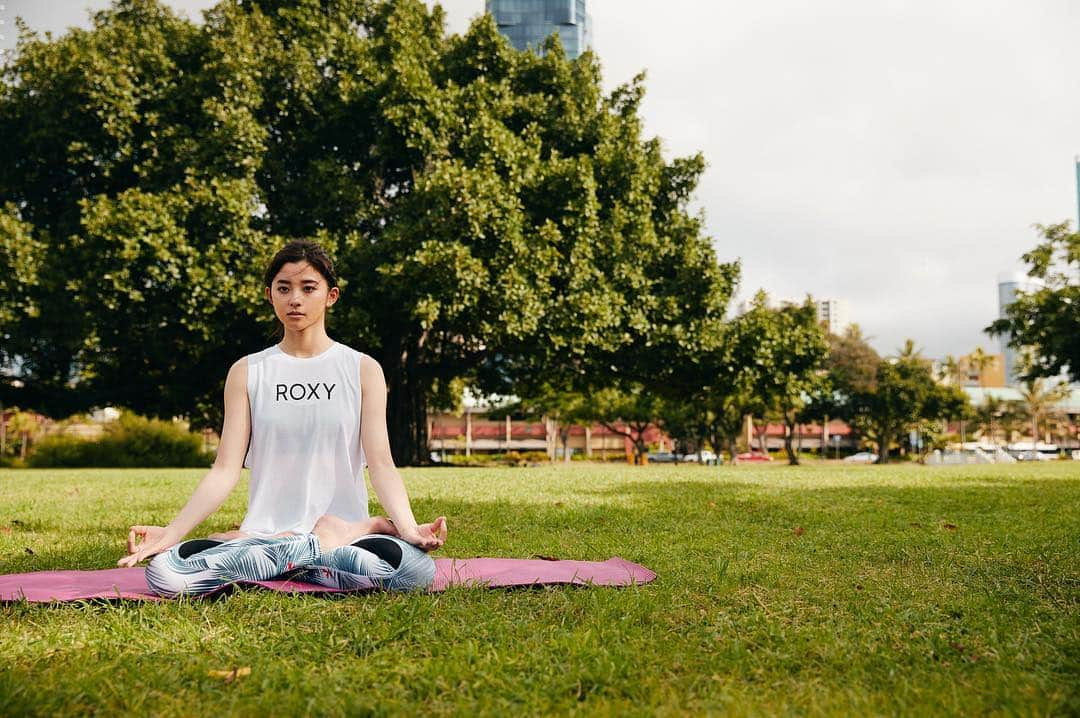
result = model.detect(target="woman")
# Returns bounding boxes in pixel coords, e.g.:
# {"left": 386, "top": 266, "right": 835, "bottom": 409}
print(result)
{"left": 118, "top": 240, "right": 447, "bottom": 597}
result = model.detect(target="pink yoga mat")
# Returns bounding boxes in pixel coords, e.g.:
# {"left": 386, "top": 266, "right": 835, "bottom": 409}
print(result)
{"left": 0, "top": 557, "right": 655, "bottom": 602}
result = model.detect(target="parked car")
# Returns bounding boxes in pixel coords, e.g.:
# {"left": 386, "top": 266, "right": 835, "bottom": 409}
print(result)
{"left": 843, "top": 452, "right": 879, "bottom": 464}
{"left": 647, "top": 451, "right": 677, "bottom": 463}
{"left": 677, "top": 450, "right": 718, "bottom": 464}
{"left": 1015, "top": 450, "right": 1054, "bottom": 462}
{"left": 735, "top": 451, "right": 772, "bottom": 462}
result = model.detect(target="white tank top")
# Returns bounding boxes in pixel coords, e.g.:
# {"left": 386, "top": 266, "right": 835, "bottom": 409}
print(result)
{"left": 239, "top": 341, "right": 369, "bottom": 536}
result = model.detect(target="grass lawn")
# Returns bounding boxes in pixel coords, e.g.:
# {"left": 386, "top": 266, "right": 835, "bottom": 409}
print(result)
{"left": 1, "top": 462, "right": 1077, "bottom": 716}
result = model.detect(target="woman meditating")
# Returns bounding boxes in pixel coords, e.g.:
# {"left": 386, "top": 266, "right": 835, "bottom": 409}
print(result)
{"left": 117, "top": 241, "right": 447, "bottom": 597}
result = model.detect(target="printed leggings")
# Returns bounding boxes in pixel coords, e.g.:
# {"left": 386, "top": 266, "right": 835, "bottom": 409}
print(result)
{"left": 145, "top": 533, "right": 436, "bottom": 598}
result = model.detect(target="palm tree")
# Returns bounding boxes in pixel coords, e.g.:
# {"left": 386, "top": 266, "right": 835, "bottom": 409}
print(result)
{"left": 897, "top": 339, "right": 923, "bottom": 361}
{"left": 941, "top": 355, "right": 965, "bottom": 386}
{"left": 6, "top": 409, "right": 43, "bottom": 461}
{"left": 1017, "top": 379, "right": 1069, "bottom": 446}
{"left": 967, "top": 346, "right": 995, "bottom": 386}
{"left": 975, "top": 395, "right": 1004, "bottom": 445}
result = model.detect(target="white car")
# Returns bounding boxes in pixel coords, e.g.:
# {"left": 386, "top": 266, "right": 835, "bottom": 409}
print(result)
{"left": 843, "top": 452, "right": 879, "bottom": 464}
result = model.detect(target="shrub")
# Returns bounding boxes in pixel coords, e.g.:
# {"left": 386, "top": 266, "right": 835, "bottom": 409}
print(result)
{"left": 444, "top": 451, "right": 552, "bottom": 467}
{"left": 28, "top": 413, "right": 212, "bottom": 468}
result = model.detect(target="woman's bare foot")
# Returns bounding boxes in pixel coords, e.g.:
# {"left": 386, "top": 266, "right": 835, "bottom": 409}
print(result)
{"left": 311, "top": 514, "right": 397, "bottom": 552}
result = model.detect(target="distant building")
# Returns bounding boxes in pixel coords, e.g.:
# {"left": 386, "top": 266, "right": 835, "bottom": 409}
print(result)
{"left": 734, "top": 295, "right": 852, "bottom": 335}
{"left": 997, "top": 270, "right": 1042, "bottom": 384}
{"left": 486, "top": 0, "right": 593, "bottom": 59}
{"left": 816, "top": 298, "right": 851, "bottom": 335}
{"left": 943, "top": 351, "right": 1007, "bottom": 388}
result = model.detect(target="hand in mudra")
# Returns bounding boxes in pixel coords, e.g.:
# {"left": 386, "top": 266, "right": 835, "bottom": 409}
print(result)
{"left": 401, "top": 516, "right": 447, "bottom": 552}
{"left": 117, "top": 525, "right": 181, "bottom": 567}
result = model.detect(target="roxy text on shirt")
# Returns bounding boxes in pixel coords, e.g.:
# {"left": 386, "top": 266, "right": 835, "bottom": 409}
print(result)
{"left": 275, "top": 383, "right": 337, "bottom": 401}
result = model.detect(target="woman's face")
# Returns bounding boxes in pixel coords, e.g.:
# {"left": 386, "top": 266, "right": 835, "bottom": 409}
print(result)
{"left": 265, "top": 260, "right": 339, "bottom": 332}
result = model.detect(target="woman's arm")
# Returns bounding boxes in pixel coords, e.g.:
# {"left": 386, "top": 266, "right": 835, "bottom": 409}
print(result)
{"left": 117, "top": 358, "right": 252, "bottom": 566}
{"left": 360, "top": 354, "right": 447, "bottom": 551}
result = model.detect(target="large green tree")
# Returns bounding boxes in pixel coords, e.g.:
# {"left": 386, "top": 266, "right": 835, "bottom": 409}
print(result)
{"left": 688, "top": 294, "right": 828, "bottom": 466}
{"left": 823, "top": 335, "right": 968, "bottom": 463}
{"left": 1, "top": 0, "right": 737, "bottom": 464}
{"left": 748, "top": 295, "right": 829, "bottom": 465}
{"left": 988, "top": 222, "right": 1080, "bottom": 382}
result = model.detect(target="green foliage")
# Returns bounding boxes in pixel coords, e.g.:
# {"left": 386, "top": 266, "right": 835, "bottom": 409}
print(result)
{"left": 1015, "top": 378, "right": 1071, "bottom": 442}
{"left": 0, "top": 205, "right": 46, "bottom": 334}
{"left": 1, "top": 0, "right": 737, "bottom": 465}
{"left": 987, "top": 222, "right": 1080, "bottom": 382}
{"left": 28, "top": 412, "right": 210, "bottom": 468}
{"left": 580, "top": 386, "right": 666, "bottom": 463}
{"left": 749, "top": 295, "right": 829, "bottom": 465}
{"left": 443, "top": 450, "right": 549, "bottom": 467}
{"left": 820, "top": 333, "right": 969, "bottom": 462}
{"left": 678, "top": 292, "right": 828, "bottom": 465}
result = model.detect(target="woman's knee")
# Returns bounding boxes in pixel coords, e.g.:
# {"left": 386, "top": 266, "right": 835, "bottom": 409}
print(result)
{"left": 325, "top": 536, "right": 436, "bottom": 592}
{"left": 387, "top": 540, "right": 436, "bottom": 592}
{"left": 144, "top": 541, "right": 226, "bottom": 598}
{"left": 144, "top": 549, "right": 192, "bottom": 598}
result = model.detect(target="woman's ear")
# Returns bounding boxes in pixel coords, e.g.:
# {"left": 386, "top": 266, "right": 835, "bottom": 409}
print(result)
{"left": 327, "top": 286, "right": 340, "bottom": 306}
{"left": 264, "top": 286, "right": 272, "bottom": 303}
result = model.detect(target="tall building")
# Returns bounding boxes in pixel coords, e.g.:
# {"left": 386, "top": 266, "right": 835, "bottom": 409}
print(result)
{"left": 997, "top": 270, "right": 1042, "bottom": 384}
{"left": 486, "top": 0, "right": 593, "bottom": 60}
{"left": 816, "top": 298, "right": 851, "bottom": 335}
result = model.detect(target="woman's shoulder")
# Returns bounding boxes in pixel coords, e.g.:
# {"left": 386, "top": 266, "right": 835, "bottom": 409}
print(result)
{"left": 335, "top": 341, "right": 374, "bottom": 364}
{"left": 224, "top": 355, "right": 249, "bottom": 391}
{"left": 241, "top": 345, "right": 282, "bottom": 369}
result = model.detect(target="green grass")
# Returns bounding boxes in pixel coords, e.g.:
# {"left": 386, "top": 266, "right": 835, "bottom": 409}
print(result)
{"left": 1, "top": 462, "right": 1077, "bottom": 716}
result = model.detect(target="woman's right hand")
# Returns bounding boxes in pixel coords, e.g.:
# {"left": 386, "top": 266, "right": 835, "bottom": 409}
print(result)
{"left": 117, "top": 525, "right": 183, "bottom": 567}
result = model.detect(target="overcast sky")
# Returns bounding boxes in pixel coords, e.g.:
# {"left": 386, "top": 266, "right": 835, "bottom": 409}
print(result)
{"left": 4, "top": 0, "right": 1078, "bottom": 359}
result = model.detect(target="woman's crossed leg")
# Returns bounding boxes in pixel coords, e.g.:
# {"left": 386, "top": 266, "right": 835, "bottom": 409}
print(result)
{"left": 144, "top": 518, "right": 435, "bottom": 598}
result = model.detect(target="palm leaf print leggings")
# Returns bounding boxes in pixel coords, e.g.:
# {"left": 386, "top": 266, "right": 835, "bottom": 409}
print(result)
{"left": 145, "top": 533, "right": 436, "bottom": 597}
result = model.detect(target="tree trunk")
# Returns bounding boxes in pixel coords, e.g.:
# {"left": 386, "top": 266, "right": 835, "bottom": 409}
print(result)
{"left": 384, "top": 346, "right": 430, "bottom": 467}
{"left": 876, "top": 432, "right": 891, "bottom": 464}
{"left": 546, "top": 417, "right": 557, "bottom": 460}
{"left": 783, "top": 425, "right": 798, "bottom": 465}
{"left": 781, "top": 409, "right": 799, "bottom": 465}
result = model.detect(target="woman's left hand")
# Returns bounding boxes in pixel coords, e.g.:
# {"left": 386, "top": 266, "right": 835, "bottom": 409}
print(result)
{"left": 400, "top": 516, "right": 447, "bottom": 552}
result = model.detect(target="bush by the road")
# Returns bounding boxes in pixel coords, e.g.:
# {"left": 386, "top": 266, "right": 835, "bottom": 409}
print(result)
{"left": 28, "top": 414, "right": 211, "bottom": 468}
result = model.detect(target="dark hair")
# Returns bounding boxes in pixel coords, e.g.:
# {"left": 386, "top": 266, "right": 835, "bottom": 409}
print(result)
{"left": 264, "top": 240, "right": 339, "bottom": 341}
{"left": 263, "top": 240, "right": 339, "bottom": 290}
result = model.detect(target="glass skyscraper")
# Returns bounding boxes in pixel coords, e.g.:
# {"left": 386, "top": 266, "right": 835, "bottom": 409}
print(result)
{"left": 997, "top": 270, "right": 1043, "bottom": 384}
{"left": 486, "top": 0, "right": 593, "bottom": 60}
